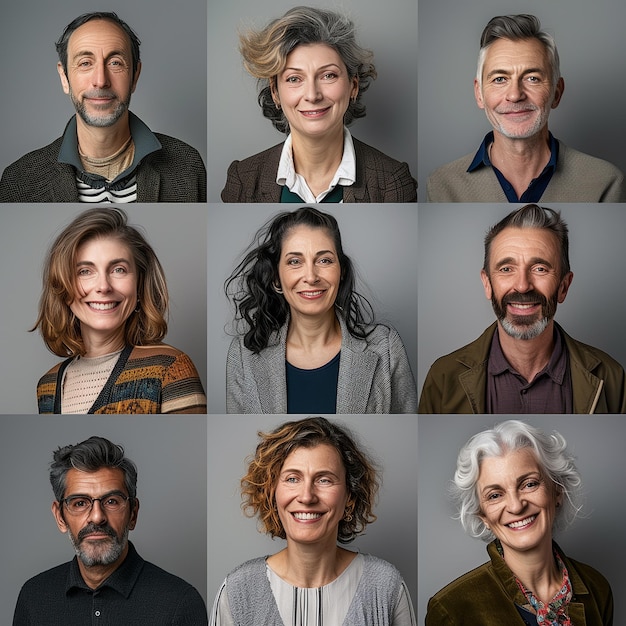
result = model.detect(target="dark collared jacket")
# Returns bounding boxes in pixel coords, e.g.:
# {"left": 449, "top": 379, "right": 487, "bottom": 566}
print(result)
{"left": 418, "top": 323, "right": 626, "bottom": 414}
{"left": 221, "top": 137, "right": 417, "bottom": 202}
{"left": 425, "top": 541, "right": 613, "bottom": 626}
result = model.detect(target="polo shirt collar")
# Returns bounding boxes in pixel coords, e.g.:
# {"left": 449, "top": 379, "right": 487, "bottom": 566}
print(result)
{"left": 58, "top": 112, "right": 162, "bottom": 184}
{"left": 488, "top": 324, "right": 567, "bottom": 385}
{"left": 65, "top": 540, "right": 144, "bottom": 599}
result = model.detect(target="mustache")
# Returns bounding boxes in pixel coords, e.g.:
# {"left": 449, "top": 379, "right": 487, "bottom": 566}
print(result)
{"left": 78, "top": 523, "right": 117, "bottom": 542}
{"left": 495, "top": 104, "right": 539, "bottom": 114}
{"left": 501, "top": 291, "right": 548, "bottom": 306}
{"left": 82, "top": 90, "right": 118, "bottom": 99}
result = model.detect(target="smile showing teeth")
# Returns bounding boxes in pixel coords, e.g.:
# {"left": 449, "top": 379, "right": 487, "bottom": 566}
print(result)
{"left": 509, "top": 303, "right": 537, "bottom": 309}
{"left": 507, "top": 515, "right": 536, "bottom": 529}
{"left": 300, "top": 290, "right": 324, "bottom": 297}
{"left": 293, "top": 512, "right": 322, "bottom": 520}
{"left": 88, "top": 302, "right": 119, "bottom": 311}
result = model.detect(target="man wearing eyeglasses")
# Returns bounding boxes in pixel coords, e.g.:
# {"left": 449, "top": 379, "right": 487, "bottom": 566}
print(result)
{"left": 12, "top": 436, "right": 208, "bottom": 625}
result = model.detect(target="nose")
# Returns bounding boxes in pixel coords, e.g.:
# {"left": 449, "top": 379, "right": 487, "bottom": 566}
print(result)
{"left": 505, "top": 78, "right": 525, "bottom": 102}
{"left": 304, "top": 78, "right": 322, "bottom": 103}
{"left": 505, "top": 491, "right": 526, "bottom": 515}
{"left": 91, "top": 59, "right": 111, "bottom": 89}
{"left": 95, "top": 272, "right": 113, "bottom": 294}
{"left": 86, "top": 499, "right": 108, "bottom": 524}
{"left": 303, "top": 262, "right": 320, "bottom": 284}
{"left": 297, "top": 481, "right": 318, "bottom": 504}
{"left": 513, "top": 270, "right": 532, "bottom": 293}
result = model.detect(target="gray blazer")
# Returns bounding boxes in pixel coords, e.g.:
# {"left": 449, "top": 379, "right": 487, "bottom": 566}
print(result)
{"left": 226, "top": 316, "right": 417, "bottom": 414}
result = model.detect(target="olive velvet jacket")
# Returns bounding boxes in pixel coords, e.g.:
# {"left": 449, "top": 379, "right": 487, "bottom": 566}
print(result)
{"left": 425, "top": 541, "right": 613, "bottom": 626}
{"left": 221, "top": 138, "right": 417, "bottom": 202}
{"left": 418, "top": 323, "right": 626, "bottom": 414}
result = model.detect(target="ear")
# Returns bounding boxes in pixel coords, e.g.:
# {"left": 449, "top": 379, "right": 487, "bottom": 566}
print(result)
{"left": 270, "top": 77, "right": 280, "bottom": 108}
{"left": 551, "top": 77, "right": 564, "bottom": 109}
{"left": 350, "top": 76, "right": 359, "bottom": 101}
{"left": 474, "top": 78, "right": 485, "bottom": 110}
{"left": 480, "top": 268, "right": 492, "bottom": 300}
{"left": 128, "top": 498, "right": 139, "bottom": 531}
{"left": 57, "top": 63, "right": 70, "bottom": 95}
{"left": 131, "top": 60, "right": 142, "bottom": 94}
{"left": 52, "top": 501, "right": 68, "bottom": 534}
{"left": 478, "top": 512, "right": 490, "bottom": 531}
{"left": 557, "top": 271, "right": 573, "bottom": 304}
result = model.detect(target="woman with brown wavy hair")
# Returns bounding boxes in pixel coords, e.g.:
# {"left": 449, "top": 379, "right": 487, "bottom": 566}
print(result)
{"left": 210, "top": 416, "right": 415, "bottom": 625}
{"left": 32, "top": 207, "right": 206, "bottom": 414}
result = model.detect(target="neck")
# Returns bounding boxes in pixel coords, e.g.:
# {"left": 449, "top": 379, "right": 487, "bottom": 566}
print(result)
{"left": 500, "top": 539, "right": 561, "bottom": 604}
{"left": 269, "top": 543, "right": 354, "bottom": 588}
{"left": 76, "top": 113, "right": 132, "bottom": 159}
{"left": 496, "top": 321, "right": 555, "bottom": 382}
{"left": 287, "top": 310, "right": 340, "bottom": 351}
{"left": 291, "top": 128, "right": 344, "bottom": 195}
{"left": 489, "top": 129, "right": 551, "bottom": 197}
{"left": 77, "top": 542, "right": 129, "bottom": 590}
{"left": 81, "top": 329, "right": 126, "bottom": 358}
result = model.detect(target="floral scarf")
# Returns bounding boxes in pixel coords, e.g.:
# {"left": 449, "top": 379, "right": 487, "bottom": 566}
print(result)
{"left": 515, "top": 549, "right": 573, "bottom": 625}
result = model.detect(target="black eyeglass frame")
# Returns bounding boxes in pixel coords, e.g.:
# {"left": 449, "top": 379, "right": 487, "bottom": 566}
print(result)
{"left": 60, "top": 490, "right": 133, "bottom": 516}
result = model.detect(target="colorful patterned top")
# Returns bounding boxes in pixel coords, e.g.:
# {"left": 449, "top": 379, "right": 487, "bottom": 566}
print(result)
{"left": 37, "top": 344, "right": 206, "bottom": 414}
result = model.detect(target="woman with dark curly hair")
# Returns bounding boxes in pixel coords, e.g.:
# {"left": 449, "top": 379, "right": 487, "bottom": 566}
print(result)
{"left": 425, "top": 420, "right": 613, "bottom": 625}
{"left": 225, "top": 206, "right": 417, "bottom": 413}
{"left": 221, "top": 6, "right": 416, "bottom": 202}
{"left": 31, "top": 207, "right": 206, "bottom": 414}
{"left": 210, "top": 416, "right": 416, "bottom": 625}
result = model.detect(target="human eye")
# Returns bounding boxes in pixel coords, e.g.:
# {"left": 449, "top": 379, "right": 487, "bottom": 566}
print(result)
{"left": 285, "top": 75, "right": 301, "bottom": 84}
{"left": 77, "top": 267, "right": 93, "bottom": 278}
{"left": 492, "top": 76, "right": 507, "bottom": 84}
{"left": 498, "top": 266, "right": 512, "bottom": 273}
{"left": 286, "top": 257, "right": 301, "bottom": 266}
{"left": 322, "top": 71, "right": 338, "bottom": 80}
{"left": 318, "top": 257, "right": 334, "bottom": 265}
{"left": 111, "top": 265, "right": 128, "bottom": 275}
{"left": 68, "top": 496, "right": 91, "bottom": 510}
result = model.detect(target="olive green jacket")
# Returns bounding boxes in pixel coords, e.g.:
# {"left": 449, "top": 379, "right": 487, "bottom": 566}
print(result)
{"left": 425, "top": 541, "right": 613, "bottom": 626}
{"left": 418, "top": 323, "right": 626, "bottom": 414}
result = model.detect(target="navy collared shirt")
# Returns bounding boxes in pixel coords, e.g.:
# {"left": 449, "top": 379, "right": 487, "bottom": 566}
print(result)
{"left": 486, "top": 325, "right": 573, "bottom": 414}
{"left": 467, "top": 131, "right": 559, "bottom": 202}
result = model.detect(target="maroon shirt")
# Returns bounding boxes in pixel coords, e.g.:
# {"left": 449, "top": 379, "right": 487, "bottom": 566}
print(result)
{"left": 486, "top": 326, "right": 573, "bottom": 413}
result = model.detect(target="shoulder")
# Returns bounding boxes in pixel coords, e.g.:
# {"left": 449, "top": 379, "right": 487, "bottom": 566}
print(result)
{"left": 18, "top": 560, "right": 71, "bottom": 594}
{"left": 126, "top": 344, "right": 201, "bottom": 375}
{"left": 3, "top": 137, "right": 63, "bottom": 171}
{"left": 228, "top": 143, "right": 283, "bottom": 172}
{"left": 352, "top": 138, "right": 406, "bottom": 170}
{"left": 152, "top": 133, "right": 204, "bottom": 160}
{"left": 227, "top": 556, "right": 267, "bottom": 579}
{"left": 361, "top": 553, "right": 403, "bottom": 580}
{"left": 426, "top": 153, "right": 487, "bottom": 202}
{"left": 427, "top": 325, "right": 494, "bottom": 374}
{"left": 558, "top": 142, "right": 623, "bottom": 176}
{"left": 428, "top": 153, "right": 475, "bottom": 179}
{"left": 565, "top": 555, "right": 613, "bottom": 597}
{"left": 37, "top": 360, "right": 64, "bottom": 386}
{"left": 562, "top": 330, "right": 625, "bottom": 374}
{"left": 427, "top": 561, "right": 493, "bottom": 614}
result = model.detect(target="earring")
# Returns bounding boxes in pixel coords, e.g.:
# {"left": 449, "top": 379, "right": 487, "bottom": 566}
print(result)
{"left": 343, "top": 512, "right": 353, "bottom": 522}
{"left": 135, "top": 298, "right": 141, "bottom": 313}
{"left": 273, "top": 283, "right": 283, "bottom": 294}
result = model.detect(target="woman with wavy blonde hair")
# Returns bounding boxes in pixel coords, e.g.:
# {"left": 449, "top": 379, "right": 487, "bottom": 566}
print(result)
{"left": 32, "top": 207, "right": 206, "bottom": 414}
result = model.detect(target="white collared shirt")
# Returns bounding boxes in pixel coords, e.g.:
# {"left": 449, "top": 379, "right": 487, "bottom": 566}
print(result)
{"left": 275, "top": 127, "right": 356, "bottom": 202}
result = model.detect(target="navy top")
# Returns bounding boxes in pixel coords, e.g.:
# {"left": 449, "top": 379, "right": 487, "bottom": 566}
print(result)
{"left": 286, "top": 351, "right": 340, "bottom": 414}
{"left": 467, "top": 131, "right": 558, "bottom": 202}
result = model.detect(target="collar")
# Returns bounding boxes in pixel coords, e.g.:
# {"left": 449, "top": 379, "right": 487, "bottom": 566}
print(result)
{"left": 65, "top": 540, "right": 143, "bottom": 598}
{"left": 488, "top": 324, "right": 568, "bottom": 385}
{"left": 275, "top": 127, "right": 356, "bottom": 202}
{"left": 58, "top": 112, "right": 162, "bottom": 185}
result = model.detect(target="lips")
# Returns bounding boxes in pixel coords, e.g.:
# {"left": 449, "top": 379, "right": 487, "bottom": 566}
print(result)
{"left": 299, "top": 107, "right": 331, "bottom": 118}
{"left": 506, "top": 514, "right": 537, "bottom": 529}
{"left": 298, "top": 290, "right": 326, "bottom": 299}
{"left": 87, "top": 301, "right": 120, "bottom": 311}
{"left": 292, "top": 512, "right": 323, "bottom": 521}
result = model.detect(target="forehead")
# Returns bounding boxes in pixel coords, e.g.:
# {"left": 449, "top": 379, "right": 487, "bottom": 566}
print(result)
{"left": 488, "top": 227, "right": 560, "bottom": 265}
{"left": 482, "top": 37, "right": 550, "bottom": 76}
{"left": 63, "top": 466, "right": 126, "bottom": 496}
{"left": 281, "top": 443, "right": 345, "bottom": 474}
{"left": 76, "top": 235, "right": 134, "bottom": 263}
{"left": 67, "top": 19, "right": 131, "bottom": 55}
{"left": 478, "top": 447, "right": 542, "bottom": 485}
{"left": 284, "top": 43, "right": 345, "bottom": 69}
{"left": 281, "top": 224, "right": 336, "bottom": 254}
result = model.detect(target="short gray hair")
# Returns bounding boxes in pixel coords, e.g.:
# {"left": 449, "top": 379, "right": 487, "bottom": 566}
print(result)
{"left": 451, "top": 420, "right": 582, "bottom": 541}
{"left": 476, "top": 14, "right": 560, "bottom": 91}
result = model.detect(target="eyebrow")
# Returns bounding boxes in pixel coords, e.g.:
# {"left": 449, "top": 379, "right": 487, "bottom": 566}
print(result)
{"left": 283, "top": 63, "right": 342, "bottom": 73}
{"left": 72, "top": 49, "right": 129, "bottom": 62}
{"left": 480, "top": 471, "right": 541, "bottom": 494}
{"left": 284, "top": 250, "right": 336, "bottom": 257}
{"left": 494, "top": 256, "right": 554, "bottom": 269}
{"left": 76, "top": 258, "right": 132, "bottom": 267}
{"left": 280, "top": 468, "right": 342, "bottom": 478}
{"left": 486, "top": 66, "right": 546, "bottom": 79}
{"left": 64, "top": 489, "right": 127, "bottom": 499}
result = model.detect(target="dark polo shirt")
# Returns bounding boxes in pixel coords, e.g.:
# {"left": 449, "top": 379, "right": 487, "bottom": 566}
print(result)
{"left": 13, "top": 542, "right": 207, "bottom": 625}
{"left": 486, "top": 326, "right": 573, "bottom": 413}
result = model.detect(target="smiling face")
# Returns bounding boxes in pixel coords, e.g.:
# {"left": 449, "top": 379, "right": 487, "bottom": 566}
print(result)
{"left": 57, "top": 19, "right": 140, "bottom": 128}
{"left": 51, "top": 467, "right": 138, "bottom": 569}
{"left": 69, "top": 236, "right": 138, "bottom": 353}
{"left": 474, "top": 38, "right": 563, "bottom": 140}
{"left": 481, "top": 227, "right": 572, "bottom": 340}
{"left": 477, "top": 447, "right": 561, "bottom": 558}
{"left": 273, "top": 43, "right": 358, "bottom": 141}
{"left": 277, "top": 225, "right": 341, "bottom": 321}
{"left": 274, "top": 444, "right": 349, "bottom": 548}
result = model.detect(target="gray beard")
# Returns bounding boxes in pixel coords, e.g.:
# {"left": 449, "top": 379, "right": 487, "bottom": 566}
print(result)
{"left": 67, "top": 526, "right": 129, "bottom": 567}
{"left": 499, "top": 315, "right": 550, "bottom": 340}
{"left": 70, "top": 90, "right": 130, "bottom": 128}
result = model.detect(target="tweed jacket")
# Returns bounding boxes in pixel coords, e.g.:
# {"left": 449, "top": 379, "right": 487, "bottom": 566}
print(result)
{"left": 425, "top": 541, "right": 613, "bottom": 626}
{"left": 426, "top": 141, "right": 626, "bottom": 202}
{"left": 0, "top": 114, "right": 206, "bottom": 202}
{"left": 221, "top": 137, "right": 417, "bottom": 202}
{"left": 418, "top": 323, "right": 626, "bottom": 414}
{"left": 226, "top": 316, "right": 417, "bottom": 413}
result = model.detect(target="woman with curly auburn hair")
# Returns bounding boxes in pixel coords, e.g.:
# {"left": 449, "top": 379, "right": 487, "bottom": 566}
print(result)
{"left": 425, "top": 420, "right": 613, "bottom": 626}
{"left": 31, "top": 207, "right": 206, "bottom": 414}
{"left": 221, "top": 6, "right": 416, "bottom": 203}
{"left": 210, "top": 416, "right": 416, "bottom": 626}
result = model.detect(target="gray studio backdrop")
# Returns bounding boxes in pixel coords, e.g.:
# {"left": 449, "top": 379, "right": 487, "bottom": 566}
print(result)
{"left": 0, "top": 0, "right": 206, "bottom": 177}
{"left": 0, "top": 414, "right": 207, "bottom": 625}
{"left": 208, "top": 414, "right": 417, "bottom": 614}
{"left": 207, "top": 0, "right": 417, "bottom": 202}
{"left": 417, "top": 203, "right": 626, "bottom": 401}
{"left": 207, "top": 204, "right": 418, "bottom": 413}
{"left": 417, "top": 414, "right": 626, "bottom": 624}
{"left": 0, "top": 204, "right": 207, "bottom": 413}
{"left": 418, "top": 0, "right": 626, "bottom": 200}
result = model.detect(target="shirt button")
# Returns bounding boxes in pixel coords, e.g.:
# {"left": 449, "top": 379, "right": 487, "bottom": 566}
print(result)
{"left": 95, "top": 610, "right": 101, "bottom": 617}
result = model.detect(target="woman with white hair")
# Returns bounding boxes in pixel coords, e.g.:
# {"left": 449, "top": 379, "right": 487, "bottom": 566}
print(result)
{"left": 425, "top": 420, "right": 613, "bottom": 625}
